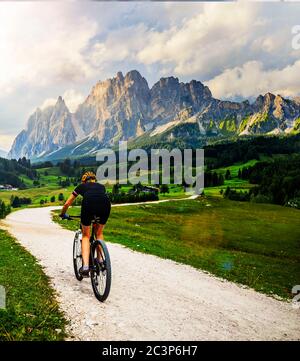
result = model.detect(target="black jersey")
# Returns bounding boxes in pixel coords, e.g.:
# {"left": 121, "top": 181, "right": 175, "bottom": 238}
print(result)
{"left": 72, "top": 182, "right": 111, "bottom": 226}
{"left": 72, "top": 182, "right": 106, "bottom": 199}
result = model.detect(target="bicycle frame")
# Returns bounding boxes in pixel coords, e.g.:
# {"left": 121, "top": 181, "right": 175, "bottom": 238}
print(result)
{"left": 72, "top": 215, "right": 98, "bottom": 243}
{"left": 69, "top": 215, "right": 112, "bottom": 302}
{"left": 71, "top": 215, "right": 102, "bottom": 264}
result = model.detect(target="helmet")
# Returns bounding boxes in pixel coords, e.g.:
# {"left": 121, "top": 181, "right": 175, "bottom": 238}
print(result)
{"left": 81, "top": 171, "right": 96, "bottom": 183}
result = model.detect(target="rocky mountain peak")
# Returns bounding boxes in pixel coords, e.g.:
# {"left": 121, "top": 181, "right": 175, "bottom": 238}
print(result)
{"left": 57, "top": 95, "right": 63, "bottom": 103}
{"left": 75, "top": 70, "right": 151, "bottom": 145}
{"left": 8, "top": 95, "right": 75, "bottom": 159}
{"left": 125, "top": 69, "right": 145, "bottom": 82}
{"left": 8, "top": 70, "right": 300, "bottom": 160}
{"left": 150, "top": 76, "right": 212, "bottom": 123}
{"left": 116, "top": 71, "right": 124, "bottom": 81}
{"left": 54, "top": 96, "right": 69, "bottom": 112}
{"left": 264, "top": 92, "right": 276, "bottom": 103}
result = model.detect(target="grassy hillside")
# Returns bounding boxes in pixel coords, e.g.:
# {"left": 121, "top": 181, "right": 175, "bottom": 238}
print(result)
{"left": 54, "top": 197, "right": 300, "bottom": 299}
{"left": 0, "top": 230, "right": 66, "bottom": 340}
{"left": 0, "top": 157, "right": 37, "bottom": 189}
{"left": 0, "top": 161, "right": 189, "bottom": 208}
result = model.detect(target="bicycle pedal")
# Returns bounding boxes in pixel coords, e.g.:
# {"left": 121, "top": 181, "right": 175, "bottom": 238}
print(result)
{"left": 79, "top": 267, "right": 90, "bottom": 278}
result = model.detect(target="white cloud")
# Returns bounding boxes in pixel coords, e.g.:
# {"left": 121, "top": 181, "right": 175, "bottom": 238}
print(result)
{"left": 0, "top": 134, "right": 15, "bottom": 152}
{"left": 137, "top": 3, "right": 259, "bottom": 78}
{"left": 0, "top": 2, "right": 98, "bottom": 96}
{"left": 39, "top": 89, "right": 85, "bottom": 113}
{"left": 206, "top": 60, "right": 300, "bottom": 99}
{"left": 1, "top": 1, "right": 300, "bottom": 142}
{"left": 40, "top": 98, "right": 57, "bottom": 110}
{"left": 62, "top": 89, "right": 85, "bottom": 112}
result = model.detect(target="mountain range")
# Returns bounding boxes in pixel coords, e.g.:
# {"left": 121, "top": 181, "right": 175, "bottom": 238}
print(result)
{"left": 8, "top": 70, "right": 300, "bottom": 161}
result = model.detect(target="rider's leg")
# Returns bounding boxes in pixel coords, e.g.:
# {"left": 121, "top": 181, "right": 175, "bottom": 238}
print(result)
{"left": 81, "top": 225, "right": 91, "bottom": 267}
{"left": 95, "top": 223, "right": 105, "bottom": 240}
{"left": 95, "top": 224, "right": 105, "bottom": 261}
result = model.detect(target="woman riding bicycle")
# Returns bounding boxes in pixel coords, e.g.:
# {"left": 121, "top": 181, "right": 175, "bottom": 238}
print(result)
{"left": 60, "top": 171, "right": 111, "bottom": 277}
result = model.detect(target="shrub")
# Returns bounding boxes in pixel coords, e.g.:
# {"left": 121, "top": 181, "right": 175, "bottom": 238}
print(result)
{"left": 159, "top": 184, "right": 169, "bottom": 194}
{"left": 107, "top": 191, "right": 158, "bottom": 204}
{"left": 0, "top": 199, "right": 11, "bottom": 219}
{"left": 224, "top": 187, "right": 250, "bottom": 202}
{"left": 10, "top": 196, "right": 32, "bottom": 208}
{"left": 250, "top": 194, "right": 273, "bottom": 204}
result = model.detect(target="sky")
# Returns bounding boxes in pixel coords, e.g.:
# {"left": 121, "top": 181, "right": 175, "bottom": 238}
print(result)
{"left": 1, "top": 1, "right": 300, "bottom": 151}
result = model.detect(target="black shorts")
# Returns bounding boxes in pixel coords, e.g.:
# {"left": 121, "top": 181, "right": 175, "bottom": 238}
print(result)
{"left": 81, "top": 194, "right": 111, "bottom": 226}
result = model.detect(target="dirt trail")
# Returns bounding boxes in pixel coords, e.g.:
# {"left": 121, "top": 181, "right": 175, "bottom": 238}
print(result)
{"left": 2, "top": 205, "right": 300, "bottom": 340}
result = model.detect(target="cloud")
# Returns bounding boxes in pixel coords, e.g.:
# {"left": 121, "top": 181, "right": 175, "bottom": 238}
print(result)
{"left": 206, "top": 60, "right": 300, "bottom": 100}
{"left": 40, "top": 89, "right": 86, "bottom": 113}
{"left": 137, "top": 3, "right": 260, "bottom": 78}
{"left": 63, "top": 89, "right": 86, "bottom": 112}
{"left": 0, "top": 2, "right": 98, "bottom": 96}
{"left": 40, "top": 98, "right": 57, "bottom": 110}
{"left": 1, "top": 1, "right": 300, "bottom": 142}
{"left": 0, "top": 134, "right": 16, "bottom": 152}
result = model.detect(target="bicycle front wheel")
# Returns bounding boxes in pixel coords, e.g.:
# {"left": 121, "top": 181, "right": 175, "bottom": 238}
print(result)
{"left": 90, "top": 240, "right": 111, "bottom": 302}
{"left": 73, "top": 230, "right": 83, "bottom": 281}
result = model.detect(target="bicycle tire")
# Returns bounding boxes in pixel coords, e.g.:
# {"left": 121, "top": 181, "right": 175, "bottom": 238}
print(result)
{"left": 90, "top": 240, "right": 111, "bottom": 302}
{"left": 73, "top": 230, "right": 83, "bottom": 281}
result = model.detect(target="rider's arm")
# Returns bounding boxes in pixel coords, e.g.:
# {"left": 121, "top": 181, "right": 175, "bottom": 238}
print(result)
{"left": 60, "top": 194, "right": 76, "bottom": 216}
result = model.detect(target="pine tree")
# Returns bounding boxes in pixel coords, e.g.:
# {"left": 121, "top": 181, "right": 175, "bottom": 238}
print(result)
{"left": 225, "top": 169, "right": 231, "bottom": 180}
{"left": 11, "top": 196, "right": 21, "bottom": 208}
{"left": 0, "top": 200, "right": 6, "bottom": 218}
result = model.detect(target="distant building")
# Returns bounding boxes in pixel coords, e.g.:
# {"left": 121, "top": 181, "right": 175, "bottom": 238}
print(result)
{"left": 142, "top": 186, "right": 159, "bottom": 194}
{"left": 128, "top": 185, "right": 159, "bottom": 195}
{"left": 0, "top": 184, "right": 18, "bottom": 191}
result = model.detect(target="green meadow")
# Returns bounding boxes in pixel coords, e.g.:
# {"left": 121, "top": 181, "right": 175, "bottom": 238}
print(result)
{"left": 0, "top": 230, "right": 66, "bottom": 340}
{"left": 2, "top": 157, "right": 300, "bottom": 301}
{"left": 55, "top": 196, "right": 300, "bottom": 299}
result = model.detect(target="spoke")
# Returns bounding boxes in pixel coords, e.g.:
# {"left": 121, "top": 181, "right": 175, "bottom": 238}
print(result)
{"left": 93, "top": 247, "right": 108, "bottom": 295}
{"left": 99, "top": 272, "right": 106, "bottom": 294}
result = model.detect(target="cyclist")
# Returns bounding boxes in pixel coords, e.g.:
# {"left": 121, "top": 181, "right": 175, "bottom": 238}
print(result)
{"left": 60, "top": 171, "right": 111, "bottom": 277}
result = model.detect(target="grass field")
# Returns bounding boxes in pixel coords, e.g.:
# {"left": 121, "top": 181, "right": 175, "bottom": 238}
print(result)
{"left": 0, "top": 157, "right": 266, "bottom": 207}
{"left": 54, "top": 196, "right": 300, "bottom": 299}
{"left": 204, "top": 155, "right": 288, "bottom": 197}
{"left": 0, "top": 186, "right": 73, "bottom": 208}
{"left": 204, "top": 159, "right": 259, "bottom": 197}
{"left": 0, "top": 170, "right": 187, "bottom": 210}
{"left": 0, "top": 230, "right": 66, "bottom": 340}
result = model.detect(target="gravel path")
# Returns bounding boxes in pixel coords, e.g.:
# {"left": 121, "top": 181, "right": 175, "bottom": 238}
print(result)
{"left": 1, "top": 205, "right": 300, "bottom": 341}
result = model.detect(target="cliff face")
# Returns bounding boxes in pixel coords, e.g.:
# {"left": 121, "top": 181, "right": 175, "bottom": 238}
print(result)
{"left": 75, "top": 70, "right": 151, "bottom": 145}
{"left": 9, "top": 70, "right": 300, "bottom": 159}
{"left": 9, "top": 97, "right": 76, "bottom": 159}
{"left": 150, "top": 77, "right": 212, "bottom": 124}
{"left": 239, "top": 93, "right": 300, "bottom": 134}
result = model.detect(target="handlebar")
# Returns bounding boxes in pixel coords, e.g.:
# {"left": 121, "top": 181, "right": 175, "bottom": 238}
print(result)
{"left": 60, "top": 214, "right": 81, "bottom": 220}
{"left": 61, "top": 215, "right": 101, "bottom": 224}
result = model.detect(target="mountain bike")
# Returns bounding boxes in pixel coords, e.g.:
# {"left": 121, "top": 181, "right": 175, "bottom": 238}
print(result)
{"left": 70, "top": 215, "right": 111, "bottom": 302}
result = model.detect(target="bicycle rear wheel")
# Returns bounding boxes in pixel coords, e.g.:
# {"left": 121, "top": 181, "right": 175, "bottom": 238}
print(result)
{"left": 90, "top": 240, "right": 111, "bottom": 302}
{"left": 73, "top": 230, "right": 83, "bottom": 281}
